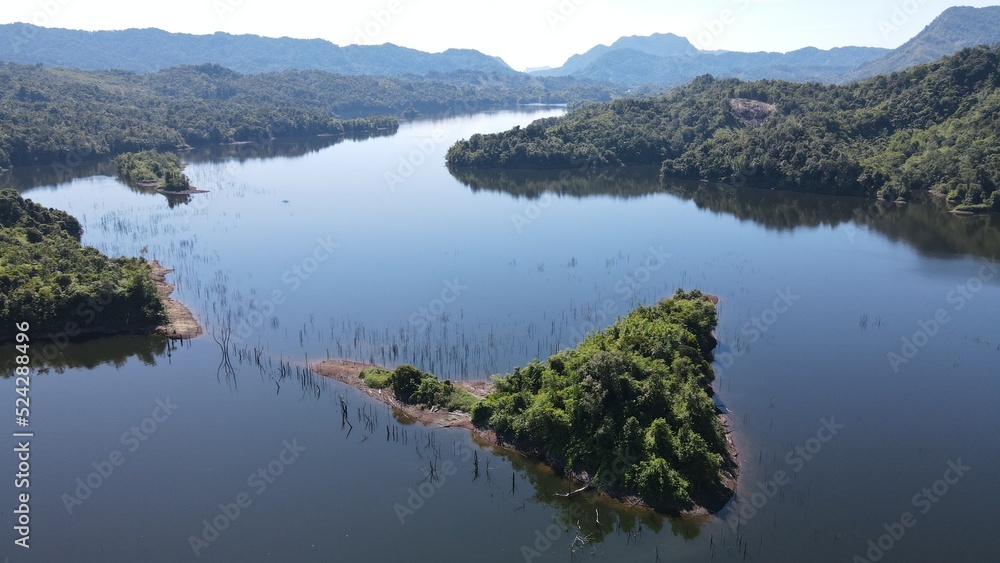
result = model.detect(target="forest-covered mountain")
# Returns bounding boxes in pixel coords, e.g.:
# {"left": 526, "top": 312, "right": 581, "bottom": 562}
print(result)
{"left": 533, "top": 6, "right": 1000, "bottom": 87}
{"left": 0, "top": 62, "right": 619, "bottom": 169}
{"left": 846, "top": 5, "right": 1000, "bottom": 80}
{"left": 0, "top": 24, "right": 513, "bottom": 76}
{"left": 447, "top": 46, "right": 1000, "bottom": 211}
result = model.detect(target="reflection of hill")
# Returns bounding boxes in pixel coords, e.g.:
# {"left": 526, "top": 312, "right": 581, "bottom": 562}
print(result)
{"left": 663, "top": 182, "right": 1000, "bottom": 260}
{"left": 2, "top": 132, "right": 398, "bottom": 193}
{"left": 447, "top": 165, "right": 664, "bottom": 199}
{"left": 486, "top": 443, "right": 706, "bottom": 544}
{"left": 661, "top": 181, "right": 864, "bottom": 231}
{"left": 0, "top": 159, "right": 116, "bottom": 192}
{"left": 449, "top": 165, "right": 1000, "bottom": 261}
{"left": 180, "top": 131, "right": 396, "bottom": 166}
{"left": 0, "top": 335, "right": 171, "bottom": 375}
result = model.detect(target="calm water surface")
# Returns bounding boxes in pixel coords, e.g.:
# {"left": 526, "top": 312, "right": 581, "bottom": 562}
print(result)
{"left": 1, "top": 109, "right": 998, "bottom": 562}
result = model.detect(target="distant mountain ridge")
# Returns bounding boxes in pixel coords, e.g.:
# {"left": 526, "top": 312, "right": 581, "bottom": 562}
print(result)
{"left": 532, "top": 32, "right": 889, "bottom": 86}
{"left": 534, "top": 5, "right": 1000, "bottom": 86}
{"left": 0, "top": 5, "right": 997, "bottom": 85}
{"left": 540, "top": 33, "right": 699, "bottom": 77}
{"left": 0, "top": 24, "right": 514, "bottom": 76}
{"left": 846, "top": 5, "right": 1000, "bottom": 80}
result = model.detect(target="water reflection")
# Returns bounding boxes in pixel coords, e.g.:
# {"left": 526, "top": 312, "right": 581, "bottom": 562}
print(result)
{"left": 448, "top": 164, "right": 666, "bottom": 199}
{"left": 0, "top": 335, "right": 172, "bottom": 374}
{"left": 449, "top": 166, "right": 1000, "bottom": 260}
{"left": 1, "top": 131, "right": 398, "bottom": 194}
{"left": 180, "top": 131, "right": 396, "bottom": 166}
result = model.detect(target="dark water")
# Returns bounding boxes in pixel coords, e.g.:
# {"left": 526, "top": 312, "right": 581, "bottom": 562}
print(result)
{"left": 2, "top": 109, "right": 998, "bottom": 562}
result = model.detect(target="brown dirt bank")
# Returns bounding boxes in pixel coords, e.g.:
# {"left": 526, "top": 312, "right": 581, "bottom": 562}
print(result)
{"left": 149, "top": 260, "right": 203, "bottom": 340}
{"left": 312, "top": 360, "right": 494, "bottom": 433}
{"left": 311, "top": 358, "right": 737, "bottom": 516}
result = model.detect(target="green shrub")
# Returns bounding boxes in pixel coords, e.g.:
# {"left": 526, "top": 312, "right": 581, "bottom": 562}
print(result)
{"left": 475, "top": 290, "right": 726, "bottom": 508}
{"left": 359, "top": 367, "right": 393, "bottom": 389}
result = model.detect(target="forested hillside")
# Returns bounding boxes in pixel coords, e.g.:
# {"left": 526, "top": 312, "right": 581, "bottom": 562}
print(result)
{"left": 448, "top": 46, "right": 1000, "bottom": 211}
{"left": 0, "top": 62, "right": 396, "bottom": 169}
{"left": 0, "top": 190, "right": 165, "bottom": 342}
{"left": 0, "top": 62, "right": 618, "bottom": 169}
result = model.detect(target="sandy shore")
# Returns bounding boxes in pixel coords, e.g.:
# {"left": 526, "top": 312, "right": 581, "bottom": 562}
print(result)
{"left": 148, "top": 260, "right": 203, "bottom": 340}
{"left": 312, "top": 359, "right": 494, "bottom": 432}
{"left": 312, "top": 356, "right": 738, "bottom": 516}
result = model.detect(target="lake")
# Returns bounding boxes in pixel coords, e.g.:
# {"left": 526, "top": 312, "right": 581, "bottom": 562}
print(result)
{"left": 2, "top": 109, "right": 998, "bottom": 562}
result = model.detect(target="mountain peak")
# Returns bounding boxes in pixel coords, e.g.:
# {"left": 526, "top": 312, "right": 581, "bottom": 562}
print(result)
{"left": 846, "top": 5, "right": 1000, "bottom": 80}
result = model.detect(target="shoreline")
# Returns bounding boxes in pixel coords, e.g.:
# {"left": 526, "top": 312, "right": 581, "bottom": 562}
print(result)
{"left": 311, "top": 357, "right": 737, "bottom": 517}
{"left": 148, "top": 260, "right": 203, "bottom": 340}
{"left": 311, "top": 360, "right": 495, "bottom": 433}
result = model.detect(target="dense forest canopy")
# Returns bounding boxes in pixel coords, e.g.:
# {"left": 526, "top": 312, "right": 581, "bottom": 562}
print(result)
{"left": 472, "top": 290, "right": 730, "bottom": 511}
{"left": 447, "top": 46, "right": 1000, "bottom": 212}
{"left": 0, "top": 62, "right": 618, "bottom": 170}
{"left": 113, "top": 150, "right": 191, "bottom": 192}
{"left": 0, "top": 190, "right": 165, "bottom": 343}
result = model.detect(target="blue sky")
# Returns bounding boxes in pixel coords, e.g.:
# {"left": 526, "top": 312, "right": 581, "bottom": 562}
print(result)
{"left": 2, "top": 0, "right": 997, "bottom": 70}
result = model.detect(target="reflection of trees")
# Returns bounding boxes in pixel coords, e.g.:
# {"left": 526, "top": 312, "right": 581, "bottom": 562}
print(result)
{"left": 180, "top": 131, "right": 395, "bottom": 166}
{"left": 661, "top": 181, "right": 866, "bottom": 231}
{"left": 0, "top": 335, "right": 170, "bottom": 375}
{"left": 3, "top": 131, "right": 399, "bottom": 194}
{"left": 449, "top": 165, "right": 1000, "bottom": 261}
{"left": 0, "top": 159, "right": 117, "bottom": 192}
{"left": 663, "top": 181, "right": 1000, "bottom": 260}
{"left": 489, "top": 445, "right": 712, "bottom": 545}
{"left": 448, "top": 165, "right": 664, "bottom": 200}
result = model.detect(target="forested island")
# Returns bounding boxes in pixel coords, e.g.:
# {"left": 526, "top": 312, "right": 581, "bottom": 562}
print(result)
{"left": 0, "top": 61, "right": 619, "bottom": 170}
{"left": 113, "top": 150, "right": 192, "bottom": 192}
{"left": 0, "top": 190, "right": 180, "bottom": 343}
{"left": 315, "top": 290, "right": 734, "bottom": 513}
{"left": 447, "top": 46, "right": 1000, "bottom": 212}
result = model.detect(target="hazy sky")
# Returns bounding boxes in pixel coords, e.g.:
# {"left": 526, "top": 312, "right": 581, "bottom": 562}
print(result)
{"left": 2, "top": 0, "right": 997, "bottom": 70}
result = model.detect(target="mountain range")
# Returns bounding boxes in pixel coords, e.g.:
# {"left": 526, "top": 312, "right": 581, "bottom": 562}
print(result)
{"left": 533, "top": 5, "right": 1000, "bottom": 86}
{"left": 0, "top": 6, "right": 997, "bottom": 86}
{"left": 0, "top": 24, "right": 514, "bottom": 76}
